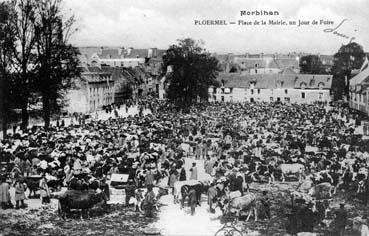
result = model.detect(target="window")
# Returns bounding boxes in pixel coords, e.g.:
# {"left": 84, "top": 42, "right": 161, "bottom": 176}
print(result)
{"left": 230, "top": 88, "right": 233, "bottom": 94}
{"left": 319, "top": 93, "right": 324, "bottom": 99}
{"left": 250, "top": 98, "right": 254, "bottom": 102}
{"left": 213, "top": 87, "right": 216, "bottom": 93}
{"left": 270, "top": 97, "right": 274, "bottom": 102}
{"left": 221, "top": 88, "right": 225, "bottom": 94}
{"left": 284, "top": 97, "right": 290, "bottom": 103}
{"left": 302, "top": 92, "right": 305, "bottom": 99}
{"left": 221, "top": 96, "right": 224, "bottom": 102}
{"left": 285, "top": 89, "right": 288, "bottom": 94}
{"left": 257, "top": 89, "right": 260, "bottom": 94}
{"left": 318, "top": 82, "right": 325, "bottom": 90}
{"left": 277, "top": 97, "right": 281, "bottom": 102}
{"left": 251, "top": 89, "right": 254, "bottom": 95}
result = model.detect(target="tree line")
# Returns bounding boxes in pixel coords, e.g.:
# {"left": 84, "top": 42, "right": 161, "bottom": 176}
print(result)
{"left": 0, "top": 0, "right": 80, "bottom": 138}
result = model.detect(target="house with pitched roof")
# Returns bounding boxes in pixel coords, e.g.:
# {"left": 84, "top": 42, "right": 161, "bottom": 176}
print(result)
{"left": 349, "top": 59, "right": 369, "bottom": 116}
{"left": 209, "top": 71, "right": 332, "bottom": 104}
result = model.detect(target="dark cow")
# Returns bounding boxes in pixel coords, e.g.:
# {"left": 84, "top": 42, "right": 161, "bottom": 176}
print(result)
{"left": 58, "top": 190, "right": 107, "bottom": 219}
{"left": 180, "top": 183, "right": 208, "bottom": 209}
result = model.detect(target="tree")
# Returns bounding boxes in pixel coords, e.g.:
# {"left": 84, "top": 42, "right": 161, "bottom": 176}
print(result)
{"left": 10, "top": 0, "right": 37, "bottom": 131}
{"left": 34, "top": 0, "right": 81, "bottom": 129}
{"left": 0, "top": 1, "right": 16, "bottom": 138}
{"left": 331, "top": 42, "right": 365, "bottom": 100}
{"left": 299, "top": 55, "right": 326, "bottom": 74}
{"left": 161, "top": 38, "right": 220, "bottom": 107}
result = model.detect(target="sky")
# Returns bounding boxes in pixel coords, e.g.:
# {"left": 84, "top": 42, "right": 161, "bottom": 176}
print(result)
{"left": 63, "top": 0, "right": 369, "bottom": 55}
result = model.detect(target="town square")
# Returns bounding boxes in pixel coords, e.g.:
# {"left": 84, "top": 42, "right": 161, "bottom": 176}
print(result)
{"left": 1, "top": 1, "right": 369, "bottom": 236}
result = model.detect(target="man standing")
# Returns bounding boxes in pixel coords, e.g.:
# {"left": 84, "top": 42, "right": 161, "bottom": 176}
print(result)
{"left": 190, "top": 163, "right": 198, "bottom": 180}
{"left": 169, "top": 169, "right": 178, "bottom": 195}
{"left": 332, "top": 203, "right": 348, "bottom": 236}
{"left": 125, "top": 179, "right": 136, "bottom": 207}
{"left": 144, "top": 185, "right": 156, "bottom": 217}
{"left": 205, "top": 156, "right": 214, "bottom": 175}
{"left": 179, "top": 166, "right": 186, "bottom": 181}
{"left": 39, "top": 174, "right": 50, "bottom": 205}
{"left": 207, "top": 182, "right": 217, "bottom": 213}
{"left": 145, "top": 168, "right": 154, "bottom": 187}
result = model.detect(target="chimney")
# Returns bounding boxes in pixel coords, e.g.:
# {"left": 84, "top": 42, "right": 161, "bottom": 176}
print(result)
{"left": 127, "top": 47, "right": 133, "bottom": 55}
{"left": 119, "top": 47, "right": 124, "bottom": 57}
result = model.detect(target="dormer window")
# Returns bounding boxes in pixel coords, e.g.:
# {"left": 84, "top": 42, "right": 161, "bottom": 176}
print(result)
{"left": 300, "top": 82, "right": 307, "bottom": 89}
{"left": 318, "top": 82, "right": 325, "bottom": 90}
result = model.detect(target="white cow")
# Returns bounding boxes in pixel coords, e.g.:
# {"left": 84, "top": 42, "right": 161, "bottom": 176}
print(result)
{"left": 279, "top": 163, "right": 305, "bottom": 183}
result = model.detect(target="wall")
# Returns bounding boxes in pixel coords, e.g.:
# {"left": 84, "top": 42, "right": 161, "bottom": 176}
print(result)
{"left": 65, "top": 77, "right": 115, "bottom": 114}
{"left": 87, "top": 82, "right": 115, "bottom": 112}
{"left": 209, "top": 87, "right": 331, "bottom": 104}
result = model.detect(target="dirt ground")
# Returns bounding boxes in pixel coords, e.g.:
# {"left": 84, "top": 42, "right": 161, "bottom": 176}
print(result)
{"left": 0, "top": 180, "right": 366, "bottom": 236}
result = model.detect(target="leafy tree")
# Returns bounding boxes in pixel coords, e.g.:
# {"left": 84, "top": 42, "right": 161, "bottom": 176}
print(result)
{"left": 299, "top": 55, "right": 326, "bottom": 74}
{"left": 161, "top": 38, "right": 220, "bottom": 107}
{"left": 0, "top": 1, "right": 16, "bottom": 138}
{"left": 9, "top": 0, "right": 38, "bottom": 130}
{"left": 34, "top": 0, "right": 81, "bottom": 129}
{"left": 331, "top": 42, "right": 365, "bottom": 100}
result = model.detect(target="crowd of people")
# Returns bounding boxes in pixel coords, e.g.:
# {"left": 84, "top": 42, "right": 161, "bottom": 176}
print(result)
{"left": 0, "top": 97, "right": 369, "bottom": 234}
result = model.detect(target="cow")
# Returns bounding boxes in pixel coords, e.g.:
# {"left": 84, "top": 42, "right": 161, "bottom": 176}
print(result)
{"left": 58, "top": 190, "right": 107, "bottom": 219}
{"left": 180, "top": 182, "right": 209, "bottom": 209}
{"left": 219, "top": 192, "right": 258, "bottom": 222}
{"left": 279, "top": 163, "right": 305, "bottom": 183}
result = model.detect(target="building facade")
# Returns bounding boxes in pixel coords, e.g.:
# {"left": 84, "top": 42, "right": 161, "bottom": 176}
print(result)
{"left": 66, "top": 67, "right": 115, "bottom": 114}
{"left": 349, "top": 60, "right": 369, "bottom": 116}
{"left": 209, "top": 73, "right": 332, "bottom": 104}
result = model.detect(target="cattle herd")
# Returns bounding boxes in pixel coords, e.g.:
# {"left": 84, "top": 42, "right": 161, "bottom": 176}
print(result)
{"left": 1, "top": 98, "right": 369, "bottom": 235}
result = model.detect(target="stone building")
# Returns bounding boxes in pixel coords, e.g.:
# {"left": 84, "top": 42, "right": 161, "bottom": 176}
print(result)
{"left": 209, "top": 72, "right": 332, "bottom": 104}
{"left": 66, "top": 67, "right": 115, "bottom": 113}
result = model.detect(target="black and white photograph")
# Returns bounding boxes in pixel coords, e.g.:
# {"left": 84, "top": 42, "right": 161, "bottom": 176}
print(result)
{"left": 1, "top": 0, "right": 369, "bottom": 235}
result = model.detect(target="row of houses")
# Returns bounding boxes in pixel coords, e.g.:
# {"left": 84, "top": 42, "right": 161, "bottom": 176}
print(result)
{"left": 64, "top": 47, "right": 166, "bottom": 114}
{"left": 209, "top": 70, "right": 332, "bottom": 104}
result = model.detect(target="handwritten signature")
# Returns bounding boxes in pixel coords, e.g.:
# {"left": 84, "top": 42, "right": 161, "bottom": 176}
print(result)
{"left": 323, "top": 19, "right": 356, "bottom": 43}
